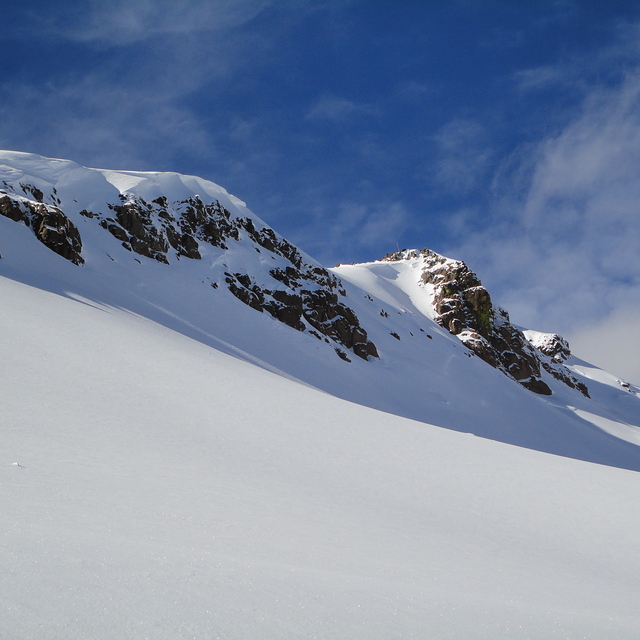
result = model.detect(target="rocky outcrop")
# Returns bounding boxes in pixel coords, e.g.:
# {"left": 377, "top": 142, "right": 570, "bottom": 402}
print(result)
{"left": 524, "top": 332, "right": 571, "bottom": 362}
{"left": 1, "top": 183, "right": 377, "bottom": 362}
{"left": 523, "top": 331, "right": 589, "bottom": 396}
{"left": 0, "top": 191, "right": 84, "bottom": 265}
{"left": 93, "top": 194, "right": 241, "bottom": 263}
{"left": 224, "top": 265, "right": 378, "bottom": 361}
{"left": 95, "top": 194, "right": 377, "bottom": 360}
{"left": 382, "top": 249, "right": 588, "bottom": 396}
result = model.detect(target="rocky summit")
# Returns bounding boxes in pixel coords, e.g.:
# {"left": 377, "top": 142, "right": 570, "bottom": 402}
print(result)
{"left": 380, "top": 249, "right": 589, "bottom": 396}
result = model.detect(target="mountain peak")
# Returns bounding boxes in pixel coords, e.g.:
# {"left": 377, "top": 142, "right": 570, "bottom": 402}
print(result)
{"left": 0, "top": 151, "right": 590, "bottom": 393}
{"left": 377, "top": 247, "right": 589, "bottom": 396}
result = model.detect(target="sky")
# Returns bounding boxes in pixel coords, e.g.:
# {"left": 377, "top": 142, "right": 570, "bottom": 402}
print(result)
{"left": 1, "top": 0, "right": 640, "bottom": 383}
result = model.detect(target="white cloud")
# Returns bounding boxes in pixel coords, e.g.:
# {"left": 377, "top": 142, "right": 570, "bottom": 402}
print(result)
{"left": 429, "top": 118, "right": 493, "bottom": 194}
{"left": 569, "top": 304, "right": 640, "bottom": 385}
{"left": 393, "top": 80, "right": 436, "bottom": 103}
{"left": 0, "top": 74, "right": 212, "bottom": 170}
{"left": 513, "top": 20, "right": 640, "bottom": 97}
{"left": 294, "top": 199, "right": 409, "bottom": 266}
{"left": 514, "top": 65, "right": 568, "bottom": 93}
{"left": 451, "top": 70, "right": 640, "bottom": 361}
{"left": 357, "top": 202, "right": 408, "bottom": 249}
{"left": 327, "top": 200, "right": 407, "bottom": 254}
{"left": 0, "top": 1, "right": 281, "bottom": 170}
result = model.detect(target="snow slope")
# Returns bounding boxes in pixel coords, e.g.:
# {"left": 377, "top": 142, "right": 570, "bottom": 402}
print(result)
{"left": 3, "top": 275, "right": 640, "bottom": 639}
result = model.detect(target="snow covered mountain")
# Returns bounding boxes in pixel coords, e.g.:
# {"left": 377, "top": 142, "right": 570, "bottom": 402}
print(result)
{"left": 2, "top": 150, "right": 638, "bottom": 465}
{"left": 2, "top": 151, "right": 640, "bottom": 639}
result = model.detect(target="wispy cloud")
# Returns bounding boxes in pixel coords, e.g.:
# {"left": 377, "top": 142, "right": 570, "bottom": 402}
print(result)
{"left": 0, "top": 70, "right": 213, "bottom": 170}
{"left": 306, "top": 95, "right": 380, "bottom": 123}
{"left": 513, "top": 19, "right": 640, "bottom": 97}
{"left": 293, "top": 199, "right": 409, "bottom": 266}
{"left": 33, "top": 0, "right": 273, "bottom": 46}
{"left": 570, "top": 303, "right": 640, "bottom": 384}
{"left": 0, "top": 1, "right": 284, "bottom": 170}
{"left": 428, "top": 118, "right": 494, "bottom": 195}
{"left": 451, "top": 69, "right": 640, "bottom": 356}
{"left": 514, "top": 65, "right": 569, "bottom": 93}
{"left": 393, "top": 80, "right": 436, "bottom": 103}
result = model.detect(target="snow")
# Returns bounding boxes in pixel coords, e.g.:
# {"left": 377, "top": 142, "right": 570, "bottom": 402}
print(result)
{"left": 570, "top": 407, "right": 640, "bottom": 445}
{"left": 3, "top": 150, "right": 640, "bottom": 637}
{"left": 2, "top": 150, "right": 639, "bottom": 471}
{"left": 569, "top": 359, "right": 638, "bottom": 392}
{"left": 3, "top": 276, "right": 640, "bottom": 639}
{"left": 335, "top": 256, "right": 441, "bottom": 321}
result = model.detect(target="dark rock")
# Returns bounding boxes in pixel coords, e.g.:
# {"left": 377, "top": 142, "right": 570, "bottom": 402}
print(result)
{"left": 527, "top": 333, "right": 572, "bottom": 362}
{"left": 100, "top": 219, "right": 128, "bottom": 242}
{"left": 521, "top": 377, "right": 553, "bottom": 395}
{"left": 30, "top": 204, "right": 84, "bottom": 265}
{"left": 2, "top": 181, "right": 378, "bottom": 363}
{"left": 0, "top": 195, "right": 28, "bottom": 223}
{"left": 0, "top": 194, "right": 84, "bottom": 265}
{"left": 353, "top": 339, "right": 379, "bottom": 360}
{"left": 20, "top": 183, "right": 44, "bottom": 202}
{"left": 227, "top": 278, "right": 264, "bottom": 312}
{"left": 224, "top": 260, "right": 378, "bottom": 361}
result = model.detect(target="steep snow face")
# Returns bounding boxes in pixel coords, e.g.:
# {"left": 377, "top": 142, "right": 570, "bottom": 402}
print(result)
{"left": 333, "top": 251, "right": 640, "bottom": 467}
{"left": 1, "top": 150, "right": 640, "bottom": 472}
{"left": 0, "top": 149, "right": 248, "bottom": 215}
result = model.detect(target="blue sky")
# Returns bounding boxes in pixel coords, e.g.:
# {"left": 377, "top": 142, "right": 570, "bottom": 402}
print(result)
{"left": 2, "top": 0, "right": 640, "bottom": 382}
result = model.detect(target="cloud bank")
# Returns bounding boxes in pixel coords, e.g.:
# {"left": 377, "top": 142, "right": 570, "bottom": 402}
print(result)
{"left": 451, "top": 69, "right": 640, "bottom": 382}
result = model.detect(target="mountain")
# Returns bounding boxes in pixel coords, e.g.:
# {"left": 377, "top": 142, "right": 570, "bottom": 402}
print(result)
{"left": 2, "top": 150, "right": 640, "bottom": 639}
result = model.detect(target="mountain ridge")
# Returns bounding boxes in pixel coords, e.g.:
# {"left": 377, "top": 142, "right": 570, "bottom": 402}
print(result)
{"left": 1, "top": 149, "right": 639, "bottom": 472}
{"left": 0, "top": 149, "right": 595, "bottom": 391}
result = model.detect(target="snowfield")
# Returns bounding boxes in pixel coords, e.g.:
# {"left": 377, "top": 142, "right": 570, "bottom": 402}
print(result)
{"left": 2, "top": 151, "right": 640, "bottom": 638}
{"left": 3, "top": 275, "right": 640, "bottom": 639}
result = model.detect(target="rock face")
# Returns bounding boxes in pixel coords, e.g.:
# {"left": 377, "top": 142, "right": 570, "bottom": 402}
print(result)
{"left": 0, "top": 181, "right": 377, "bottom": 362}
{"left": 0, "top": 188, "right": 84, "bottom": 265}
{"left": 522, "top": 330, "right": 590, "bottom": 395}
{"left": 221, "top": 220, "right": 379, "bottom": 362}
{"left": 93, "top": 194, "right": 241, "bottom": 263}
{"left": 226, "top": 268, "right": 378, "bottom": 362}
{"left": 382, "top": 249, "right": 589, "bottom": 397}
